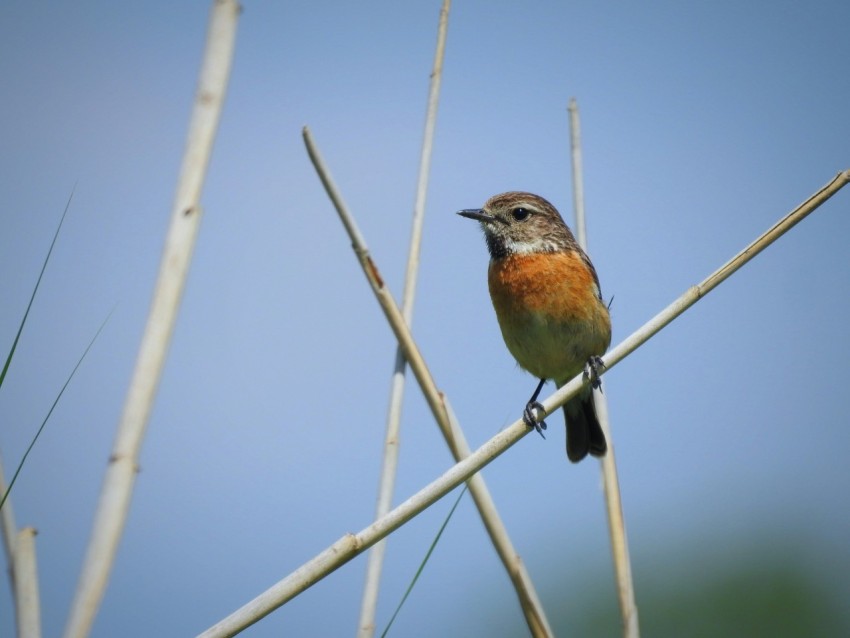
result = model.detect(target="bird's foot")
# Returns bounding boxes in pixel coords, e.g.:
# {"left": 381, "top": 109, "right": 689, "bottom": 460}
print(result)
{"left": 584, "top": 356, "right": 606, "bottom": 391}
{"left": 523, "top": 401, "right": 547, "bottom": 438}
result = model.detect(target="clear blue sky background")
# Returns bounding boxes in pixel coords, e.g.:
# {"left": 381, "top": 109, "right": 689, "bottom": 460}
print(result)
{"left": 2, "top": 1, "right": 849, "bottom": 636}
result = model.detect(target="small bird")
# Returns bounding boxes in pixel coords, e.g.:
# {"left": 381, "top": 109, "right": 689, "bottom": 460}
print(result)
{"left": 458, "top": 192, "right": 612, "bottom": 462}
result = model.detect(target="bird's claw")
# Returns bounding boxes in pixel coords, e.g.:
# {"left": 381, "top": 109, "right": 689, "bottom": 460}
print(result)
{"left": 523, "top": 401, "right": 547, "bottom": 438}
{"left": 584, "top": 356, "right": 606, "bottom": 391}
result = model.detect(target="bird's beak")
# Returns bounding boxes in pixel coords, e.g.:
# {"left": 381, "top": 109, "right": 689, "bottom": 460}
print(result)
{"left": 457, "top": 208, "right": 496, "bottom": 224}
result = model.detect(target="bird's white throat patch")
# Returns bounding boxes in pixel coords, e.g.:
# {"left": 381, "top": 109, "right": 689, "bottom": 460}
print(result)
{"left": 502, "top": 235, "right": 563, "bottom": 255}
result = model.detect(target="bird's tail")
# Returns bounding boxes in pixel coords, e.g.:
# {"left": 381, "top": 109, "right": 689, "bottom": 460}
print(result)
{"left": 563, "top": 389, "right": 607, "bottom": 463}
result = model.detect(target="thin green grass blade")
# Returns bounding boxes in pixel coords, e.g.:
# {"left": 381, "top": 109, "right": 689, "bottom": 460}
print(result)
{"left": 0, "top": 186, "right": 75, "bottom": 389}
{"left": 380, "top": 484, "right": 469, "bottom": 638}
{"left": 0, "top": 309, "right": 112, "bottom": 511}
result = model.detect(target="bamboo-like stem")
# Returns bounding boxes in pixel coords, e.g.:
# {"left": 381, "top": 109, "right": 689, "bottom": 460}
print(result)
{"left": 62, "top": 3, "right": 240, "bottom": 637}
{"left": 402, "top": 0, "right": 449, "bottom": 326}
{"left": 0, "top": 453, "right": 19, "bottom": 580}
{"left": 303, "top": 127, "right": 554, "bottom": 637}
{"left": 0, "top": 454, "right": 25, "bottom": 634}
{"left": 568, "top": 97, "right": 639, "bottom": 638}
{"left": 197, "top": 169, "right": 849, "bottom": 638}
{"left": 592, "top": 396, "right": 638, "bottom": 635}
{"left": 2, "top": 458, "right": 45, "bottom": 638}
{"left": 568, "top": 99, "right": 587, "bottom": 248}
{"left": 357, "top": 3, "right": 451, "bottom": 635}
{"left": 595, "top": 169, "right": 849, "bottom": 379}
{"left": 198, "top": 419, "right": 533, "bottom": 638}
{"left": 14, "top": 527, "right": 41, "bottom": 638}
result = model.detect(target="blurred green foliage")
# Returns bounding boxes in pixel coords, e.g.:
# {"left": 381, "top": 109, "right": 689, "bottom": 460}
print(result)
{"left": 579, "top": 556, "right": 847, "bottom": 637}
{"left": 483, "top": 533, "right": 850, "bottom": 637}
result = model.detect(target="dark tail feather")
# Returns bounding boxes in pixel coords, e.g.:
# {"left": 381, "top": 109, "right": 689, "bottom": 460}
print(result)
{"left": 563, "top": 392, "right": 607, "bottom": 463}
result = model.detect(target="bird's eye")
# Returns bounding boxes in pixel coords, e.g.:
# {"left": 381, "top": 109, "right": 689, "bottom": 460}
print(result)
{"left": 511, "top": 207, "right": 531, "bottom": 221}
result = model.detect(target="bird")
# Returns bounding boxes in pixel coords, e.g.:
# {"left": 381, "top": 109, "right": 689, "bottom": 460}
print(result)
{"left": 458, "top": 191, "right": 612, "bottom": 462}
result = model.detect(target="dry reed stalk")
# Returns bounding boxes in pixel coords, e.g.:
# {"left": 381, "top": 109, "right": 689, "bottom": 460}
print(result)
{"left": 357, "top": 3, "right": 451, "bottom": 636}
{"left": 0, "top": 453, "right": 19, "bottom": 589}
{"left": 62, "top": 3, "right": 240, "bottom": 637}
{"left": 0, "top": 454, "right": 41, "bottom": 638}
{"left": 15, "top": 527, "right": 41, "bottom": 638}
{"left": 303, "top": 126, "right": 554, "bottom": 637}
{"left": 568, "top": 97, "right": 639, "bottom": 638}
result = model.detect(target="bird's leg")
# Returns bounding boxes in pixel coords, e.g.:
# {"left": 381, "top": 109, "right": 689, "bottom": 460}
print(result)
{"left": 523, "top": 378, "right": 548, "bottom": 438}
{"left": 584, "top": 356, "right": 606, "bottom": 391}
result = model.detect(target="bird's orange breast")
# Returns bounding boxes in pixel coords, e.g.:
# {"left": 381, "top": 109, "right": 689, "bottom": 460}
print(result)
{"left": 488, "top": 251, "right": 600, "bottom": 321}
{"left": 487, "top": 251, "right": 611, "bottom": 382}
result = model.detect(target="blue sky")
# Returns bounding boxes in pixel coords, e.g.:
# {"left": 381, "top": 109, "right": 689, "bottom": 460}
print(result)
{"left": 1, "top": 1, "right": 849, "bottom": 636}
